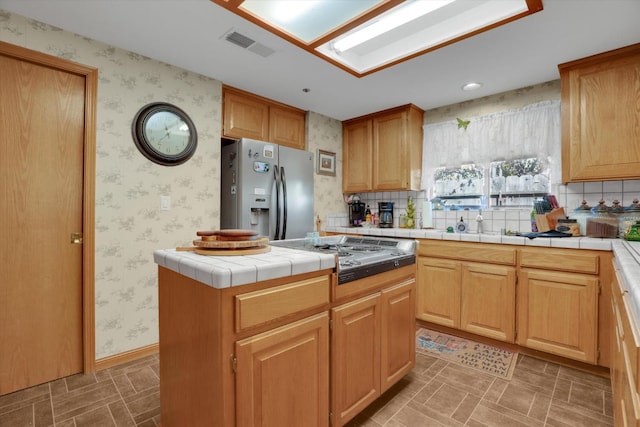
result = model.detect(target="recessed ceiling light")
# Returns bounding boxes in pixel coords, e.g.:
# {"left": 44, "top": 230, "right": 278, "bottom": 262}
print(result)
{"left": 462, "top": 82, "right": 483, "bottom": 91}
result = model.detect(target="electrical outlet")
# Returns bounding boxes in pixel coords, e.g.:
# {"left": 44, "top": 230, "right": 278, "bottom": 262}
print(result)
{"left": 160, "top": 195, "right": 171, "bottom": 211}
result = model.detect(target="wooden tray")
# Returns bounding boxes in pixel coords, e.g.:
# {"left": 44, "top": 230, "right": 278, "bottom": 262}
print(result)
{"left": 193, "top": 245, "right": 271, "bottom": 256}
{"left": 193, "top": 237, "right": 269, "bottom": 249}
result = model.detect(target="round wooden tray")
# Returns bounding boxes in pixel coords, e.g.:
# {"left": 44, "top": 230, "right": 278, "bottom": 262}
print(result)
{"left": 194, "top": 245, "right": 271, "bottom": 256}
{"left": 193, "top": 237, "right": 269, "bottom": 249}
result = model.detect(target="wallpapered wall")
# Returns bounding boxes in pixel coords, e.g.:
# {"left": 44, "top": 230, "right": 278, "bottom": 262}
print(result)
{"left": 0, "top": 9, "right": 345, "bottom": 359}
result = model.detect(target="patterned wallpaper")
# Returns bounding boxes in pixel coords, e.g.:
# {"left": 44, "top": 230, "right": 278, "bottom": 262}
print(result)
{"left": 0, "top": 9, "right": 345, "bottom": 359}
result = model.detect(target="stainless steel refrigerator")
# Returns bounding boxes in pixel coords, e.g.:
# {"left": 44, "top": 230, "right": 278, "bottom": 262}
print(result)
{"left": 220, "top": 138, "right": 314, "bottom": 240}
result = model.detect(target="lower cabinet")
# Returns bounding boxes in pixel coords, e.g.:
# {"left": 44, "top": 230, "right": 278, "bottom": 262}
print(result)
{"left": 417, "top": 257, "right": 516, "bottom": 342}
{"left": 331, "top": 279, "right": 415, "bottom": 427}
{"left": 416, "top": 240, "right": 611, "bottom": 366}
{"left": 610, "top": 266, "right": 640, "bottom": 425}
{"left": 235, "top": 312, "right": 330, "bottom": 427}
{"left": 517, "top": 269, "right": 598, "bottom": 363}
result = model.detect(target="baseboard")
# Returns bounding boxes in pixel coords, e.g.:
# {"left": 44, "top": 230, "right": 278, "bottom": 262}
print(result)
{"left": 94, "top": 343, "right": 159, "bottom": 371}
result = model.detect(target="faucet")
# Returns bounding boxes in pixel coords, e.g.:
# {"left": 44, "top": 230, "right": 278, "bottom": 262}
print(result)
{"left": 476, "top": 210, "right": 484, "bottom": 234}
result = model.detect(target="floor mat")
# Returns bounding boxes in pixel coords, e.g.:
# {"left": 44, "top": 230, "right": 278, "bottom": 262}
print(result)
{"left": 416, "top": 328, "right": 518, "bottom": 380}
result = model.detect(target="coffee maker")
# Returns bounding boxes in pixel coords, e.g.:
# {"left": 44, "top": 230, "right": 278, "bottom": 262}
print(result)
{"left": 349, "top": 202, "right": 366, "bottom": 226}
{"left": 378, "top": 202, "right": 394, "bottom": 228}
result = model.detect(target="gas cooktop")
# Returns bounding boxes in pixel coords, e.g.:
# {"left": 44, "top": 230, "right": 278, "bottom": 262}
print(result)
{"left": 270, "top": 235, "right": 416, "bottom": 284}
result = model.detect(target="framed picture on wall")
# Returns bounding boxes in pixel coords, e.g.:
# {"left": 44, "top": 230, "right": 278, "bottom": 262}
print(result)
{"left": 316, "top": 149, "right": 336, "bottom": 176}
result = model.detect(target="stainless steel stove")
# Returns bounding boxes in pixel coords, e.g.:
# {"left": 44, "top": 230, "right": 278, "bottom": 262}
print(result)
{"left": 270, "top": 235, "right": 416, "bottom": 284}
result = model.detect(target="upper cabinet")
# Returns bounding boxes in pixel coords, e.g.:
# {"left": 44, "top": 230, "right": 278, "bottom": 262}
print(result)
{"left": 559, "top": 43, "right": 640, "bottom": 183}
{"left": 342, "top": 104, "right": 424, "bottom": 193}
{"left": 222, "top": 86, "right": 306, "bottom": 150}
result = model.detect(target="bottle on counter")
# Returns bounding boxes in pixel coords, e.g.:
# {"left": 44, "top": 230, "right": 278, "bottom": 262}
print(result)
{"left": 365, "top": 204, "right": 371, "bottom": 223}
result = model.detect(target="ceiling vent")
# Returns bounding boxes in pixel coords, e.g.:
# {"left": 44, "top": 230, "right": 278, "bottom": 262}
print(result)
{"left": 223, "top": 30, "right": 275, "bottom": 58}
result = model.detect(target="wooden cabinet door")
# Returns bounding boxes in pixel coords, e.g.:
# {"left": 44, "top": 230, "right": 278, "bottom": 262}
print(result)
{"left": 223, "top": 90, "right": 269, "bottom": 141}
{"left": 269, "top": 105, "right": 306, "bottom": 149}
{"left": 342, "top": 119, "right": 373, "bottom": 193}
{"left": 560, "top": 43, "right": 640, "bottom": 182}
{"left": 460, "top": 263, "right": 516, "bottom": 342}
{"left": 373, "top": 111, "right": 407, "bottom": 191}
{"left": 380, "top": 279, "right": 416, "bottom": 393}
{"left": 235, "top": 312, "right": 329, "bottom": 427}
{"left": 517, "top": 269, "right": 598, "bottom": 363}
{"left": 331, "top": 293, "right": 381, "bottom": 427}
{"left": 416, "top": 257, "right": 461, "bottom": 328}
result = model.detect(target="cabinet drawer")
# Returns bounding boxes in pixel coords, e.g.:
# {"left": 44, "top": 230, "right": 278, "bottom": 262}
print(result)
{"left": 520, "top": 248, "right": 599, "bottom": 274}
{"left": 417, "top": 240, "right": 516, "bottom": 265}
{"left": 235, "top": 276, "right": 330, "bottom": 332}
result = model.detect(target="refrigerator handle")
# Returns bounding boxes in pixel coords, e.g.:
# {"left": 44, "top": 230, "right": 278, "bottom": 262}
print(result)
{"left": 273, "top": 165, "right": 281, "bottom": 240}
{"left": 281, "top": 166, "right": 287, "bottom": 240}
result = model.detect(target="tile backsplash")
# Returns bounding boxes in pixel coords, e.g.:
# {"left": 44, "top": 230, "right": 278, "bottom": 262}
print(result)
{"left": 327, "top": 179, "right": 640, "bottom": 234}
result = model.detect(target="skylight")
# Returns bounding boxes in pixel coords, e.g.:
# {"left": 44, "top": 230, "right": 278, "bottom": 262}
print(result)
{"left": 212, "top": 0, "right": 543, "bottom": 77}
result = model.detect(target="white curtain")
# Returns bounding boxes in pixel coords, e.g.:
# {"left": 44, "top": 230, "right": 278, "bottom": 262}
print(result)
{"left": 420, "top": 100, "right": 561, "bottom": 194}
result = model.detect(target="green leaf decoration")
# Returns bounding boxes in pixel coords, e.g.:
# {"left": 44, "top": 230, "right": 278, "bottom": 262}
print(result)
{"left": 456, "top": 117, "right": 470, "bottom": 130}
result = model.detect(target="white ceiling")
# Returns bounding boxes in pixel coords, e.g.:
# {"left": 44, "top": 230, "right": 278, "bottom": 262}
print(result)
{"left": 1, "top": 0, "right": 639, "bottom": 121}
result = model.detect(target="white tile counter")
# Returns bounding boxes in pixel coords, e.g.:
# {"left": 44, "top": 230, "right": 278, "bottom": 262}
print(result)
{"left": 154, "top": 246, "right": 336, "bottom": 289}
{"left": 612, "top": 240, "right": 640, "bottom": 323}
{"left": 326, "top": 226, "right": 614, "bottom": 251}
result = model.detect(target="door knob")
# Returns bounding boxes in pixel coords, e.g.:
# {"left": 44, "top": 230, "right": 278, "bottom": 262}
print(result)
{"left": 70, "top": 232, "right": 83, "bottom": 244}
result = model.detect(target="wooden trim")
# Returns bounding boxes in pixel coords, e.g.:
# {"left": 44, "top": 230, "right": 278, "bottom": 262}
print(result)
{"left": 95, "top": 344, "right": 159, "bottom": 371}
{"left": 211, "top": 0, "right": 543, "bottom": 78}
{"left": 0, "top": 41, "right": 98, "bottom": 374}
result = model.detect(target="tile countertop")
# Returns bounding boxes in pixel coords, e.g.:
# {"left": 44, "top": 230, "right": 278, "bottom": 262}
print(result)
{"left": 154, "top": 246, "right": 335, "bottom": 289}
{"left": 325, "top": 226, "right": 616, "bottom": 250}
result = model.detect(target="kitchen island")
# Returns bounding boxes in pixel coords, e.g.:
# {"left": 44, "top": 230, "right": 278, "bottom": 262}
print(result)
{"left": 154, "top": 242, "right": 416, "bottom": 427}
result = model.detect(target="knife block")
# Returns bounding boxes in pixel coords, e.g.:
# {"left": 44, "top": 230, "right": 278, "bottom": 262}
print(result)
{"left": 535, "top": 208, "right": 566, "bottom": 232}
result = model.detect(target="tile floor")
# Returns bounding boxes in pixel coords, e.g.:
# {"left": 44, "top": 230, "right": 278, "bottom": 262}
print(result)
{"left": 0, "top": 349, "right": 613, "bottom": 426}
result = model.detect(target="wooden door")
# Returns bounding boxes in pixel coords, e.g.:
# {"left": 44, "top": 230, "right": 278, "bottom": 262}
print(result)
{"left": 380, "top": 279, "right": 415, "bottom": 393}
{"left": 373, "top": 111, "right": 406, "bottom": 191}
{"left": 269, "top": 105, "right": 306, "bottom": 149}
{"left": 517, "top": 269, "right": 598, "bottom": 363}
{"left": 460, "top": 263, "right": 516, "bottom": 342}
{"left": 331, "top": 293, "right": 381, "bottom": 427}
{"left": 342, "top": 119, "right": 372, "bottom": 193}
{"left": 222, "top": 89, "right": 269, "bottom": 141}
{"left": 416, "top": 257, "right": 461, "bottom": 328}
{"left": 235, "top": 312, "right": 329, "bottom": 427}
{"left": 0, "top": 42, "right": 96, "bottom": 395}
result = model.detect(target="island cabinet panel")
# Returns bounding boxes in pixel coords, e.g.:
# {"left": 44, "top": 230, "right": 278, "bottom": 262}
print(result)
{"left": 460, "top": 263, "right": 516, "bottom": 342}
{"left": 380, "top": 279, "right": 416, "bottom": 393}
{"left": 331, "top": 293, "right": 381, "bottom": 427}
{"left": 559, "top": 42, "right": 640, "bottom": 182}
{"left": 416, "top": 257, "right": 461, "bottom": 328}
{"left": 517, "top": 269, "right": 598, "bottom": 363}
{"left": 235, "top": 312, "right": 329, "bottom": 427}
{"left": 234, "top": 276, "right": 330, "bottom": 333}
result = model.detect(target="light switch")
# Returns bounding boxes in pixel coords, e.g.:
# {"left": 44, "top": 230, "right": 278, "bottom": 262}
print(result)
{"left": 160, "top": 195, "right": 171, "bottom": 211}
